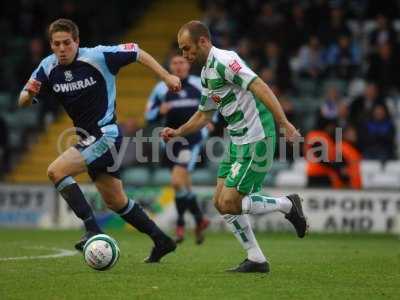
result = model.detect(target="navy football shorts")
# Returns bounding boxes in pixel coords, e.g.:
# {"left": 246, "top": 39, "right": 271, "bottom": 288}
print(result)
{"left": 74, "top": 134, "right": 122, "bottom": 181}
{"left": 164, "top": 140, "right": 202, "bottom": 172}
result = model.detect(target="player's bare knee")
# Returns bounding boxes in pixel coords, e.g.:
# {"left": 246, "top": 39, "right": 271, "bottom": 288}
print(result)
{"left": 218, "top": 197, "right": 242, "bottom": 215}
{"left": 217, "top": 201, "right": 232, "bottom": 214}
{"left": 47, "top": 165, "right": 63, "bottom": 183}
{"left": 171, "top": 173, "right": 186, "bottom": 190}
{"left": 171, "top": 180, "right": 185, "bottom": 191}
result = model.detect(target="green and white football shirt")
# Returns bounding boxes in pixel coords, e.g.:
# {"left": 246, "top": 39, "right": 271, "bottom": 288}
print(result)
{"left": 199, "top": 46, "right": 275, "bottom": 145}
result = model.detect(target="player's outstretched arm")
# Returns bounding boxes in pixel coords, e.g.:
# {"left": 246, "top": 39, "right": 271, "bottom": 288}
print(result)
{"left": 138, "top": 50, "right": 181, "bottom": 92}
{"left": 161, "top": 110, "right": 214, "bottom": 141}
{"left": 249, "top": 77, "right": 300, "bottom": 142}
{"left": 18, "top": 79, "right": 41, "bottom": 107}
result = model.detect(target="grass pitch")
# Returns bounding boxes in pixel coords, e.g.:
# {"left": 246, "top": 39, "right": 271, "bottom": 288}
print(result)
{"left": 0, "top": 229, "right": 399, "bottom": 300}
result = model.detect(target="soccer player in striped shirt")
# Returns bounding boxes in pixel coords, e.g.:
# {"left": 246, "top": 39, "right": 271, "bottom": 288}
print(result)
{"left": 161, "top": 21, "right": 308, "bottom": 273}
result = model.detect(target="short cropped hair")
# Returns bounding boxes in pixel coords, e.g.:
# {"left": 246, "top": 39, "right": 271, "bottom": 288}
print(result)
{"left": 48, "top": 18, "right": 79, "bottom": 41}
{"left": 179, "top": 20, "right": 211, "bottom": 43}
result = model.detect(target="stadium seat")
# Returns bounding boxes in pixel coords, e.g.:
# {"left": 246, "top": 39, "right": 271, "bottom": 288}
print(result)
{"left": 8, "top": 129, "right": 23, "bottom": 150}
{"left": 275, "top": 170, "right": 307, "bottom": 187}
{"left": 295, "top": 79, "right": 318, "bottom": 97}
{"left": 384, "top": 160, "right": 400, "bottom": 175}
{"left": 191, "top": 169, "right": 215, "bottom": 185}
{"left": 263, "top": 172, "right": 275, "bottom": 186}
{"left": 360, "top": 160, "right": 383, "bottom": 186}
{"left": 291, "top": 158, "right": 307, "bottom": 173}
{"left": 153, "top": 168, "right": 171, "bottom": 185}
{"left": 4, "top": 107, "right": 39, "bottom": 130}
{"left": 269, "top": 160, "right": 290, "bottom": 173}
{"left": 321, "top": 79, "right": 348, "bottom": 95}
{"left": 121, "top": 167, "right": 150, "bottom": 185}
{"left": 348, "top": 78, "right": 366, "bottom": 98}
{"left": 360, "top": 160, "right": 382, "bottom": 174}
{"left": 0, "top": 92, "right": 11, "bottom": 111}
{"left": 363, "top": 172, "right": 400, "bottom": 189}
{"left": 393, "top": 20, "right": 400, "bottom": 32}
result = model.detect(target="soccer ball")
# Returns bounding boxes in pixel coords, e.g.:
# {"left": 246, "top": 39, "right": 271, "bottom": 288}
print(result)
{"left": 83, "top": 234, "right": 120, "bottom": 271}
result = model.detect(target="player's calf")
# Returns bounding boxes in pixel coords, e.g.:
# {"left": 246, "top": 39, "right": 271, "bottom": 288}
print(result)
{"left": 54, "top": 175, "right": 102, "bottom": 237}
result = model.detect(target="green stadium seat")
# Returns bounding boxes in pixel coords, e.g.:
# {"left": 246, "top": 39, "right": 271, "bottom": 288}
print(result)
{"left": 263, "top": 173, "right": 275, "bottom": 186}
{"left": 269, "top": 161, "right": 290, "bottom": 174}
{"left": 321, "top": 79, "right": 348, "bottom": 95}
{"left": 191, "top": 168, "right": 215, "bottom": 185}
{"left": 295, "top": 79, "right": 319, "bottom": 97}
{"left": 153, "top": 168, "right": 171, "bottom": 185}
{"left": 0, "top": 92, "right": 11, "bottom": 111}
{"left": 8, "top": 128, "right": 23, "bottom": 149}
{"left": 121, "top": 167, "right": 150, "bottom": 185}
{"left": 7, "top": 106, "right": 39, "bottom": 127}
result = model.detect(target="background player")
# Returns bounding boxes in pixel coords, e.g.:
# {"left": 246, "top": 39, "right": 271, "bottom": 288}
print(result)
{"left": 18, "top": 18, "right": 180, "bottom": 263}
{"left": 146, "top": 54, "right": 210, "bottom": 244}
{"left": 161, "top": 21, "right": 308, "bottom": 273}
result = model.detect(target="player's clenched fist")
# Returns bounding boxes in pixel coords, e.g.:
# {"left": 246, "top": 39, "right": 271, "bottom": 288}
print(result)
{"left": 24, "top": 78, "right": 42, "bottom": 95}
{"left": 160, "top": 127, "right": 177, "bottom": 142}
{"left": 281, "top": 120, "right": 301, "bottom": 143}
{"left": 164, "top": 74, "right": 181, "bottom": 92}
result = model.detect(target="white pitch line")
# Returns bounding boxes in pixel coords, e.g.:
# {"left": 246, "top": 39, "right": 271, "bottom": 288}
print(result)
{"left": 0, "top": 247, "right": 78, "bottom": 261}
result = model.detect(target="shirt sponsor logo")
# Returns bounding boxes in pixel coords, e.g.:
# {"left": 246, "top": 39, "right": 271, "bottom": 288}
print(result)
{"left": 169, "top": 99, "right": 199, "bottom": 108}
{"left": 211, "top": 94, "right": 221, "bottom": 104}
{"left": 53, "top": 77, "right": 97, "bottom": 93}
{"left": 229, "top": 60, "right": 242, "bottom": 73}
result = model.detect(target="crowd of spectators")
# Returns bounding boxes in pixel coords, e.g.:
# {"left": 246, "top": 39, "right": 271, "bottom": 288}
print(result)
{"left": 0, "top": 0, "right": 150, "bottom": 106}
{"left": 199, "top": 0, "right": 400, "bottom": 163}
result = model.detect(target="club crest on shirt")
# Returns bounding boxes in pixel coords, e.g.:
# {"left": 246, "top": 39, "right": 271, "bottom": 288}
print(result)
{"left": 178, "top": 90, "right": 187, "bottom": 98}
{"left": 64, "top": 70, "right": 73, "bottom": 82}
{"left": 229, "top": 60, "right": 242, "bottom": 73}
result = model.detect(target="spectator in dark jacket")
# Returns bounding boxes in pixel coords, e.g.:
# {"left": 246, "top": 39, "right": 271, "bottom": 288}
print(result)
{"left": 283, "top": 4, "right": 311, "bottom": 56}
{"left": 366, "top": 43, "right": 400, "bottom": 95}
{"left": 368, "top": 14, "right": 397, "bottom": 53}
{"left": 296, "top": 35, "right": 326, "bottom": 79}
{"left": 348, "top": 82, "right": 386, "bottom": 128}
{"left": 318, "top": 7, "right": 351, "bottom": 46}
{"left": 260, "top": 41, "right": 292, "bottom": 92}
{"left": 359, "top": 104, "right": 396, "bottom": 161}
{"left": 325, "top": 34, "right": 362, "bottom": 79}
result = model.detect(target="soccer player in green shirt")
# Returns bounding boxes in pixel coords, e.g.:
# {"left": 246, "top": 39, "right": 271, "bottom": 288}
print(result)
{"left": 161, "top": 21, "right": 308, "bottom": 273}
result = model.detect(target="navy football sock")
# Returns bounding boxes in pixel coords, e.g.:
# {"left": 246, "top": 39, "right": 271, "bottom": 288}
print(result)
{"left": 175, "top": 189, "right": 188, "bottom": 227}
{"left": 55, "top": 176, "right": 102, "bottom": 233}
{"left": 118, "top": 199, "right": 169, "bottom": 245}
{"left": 186, "top": 192, "right": 203, "bottom": 225}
